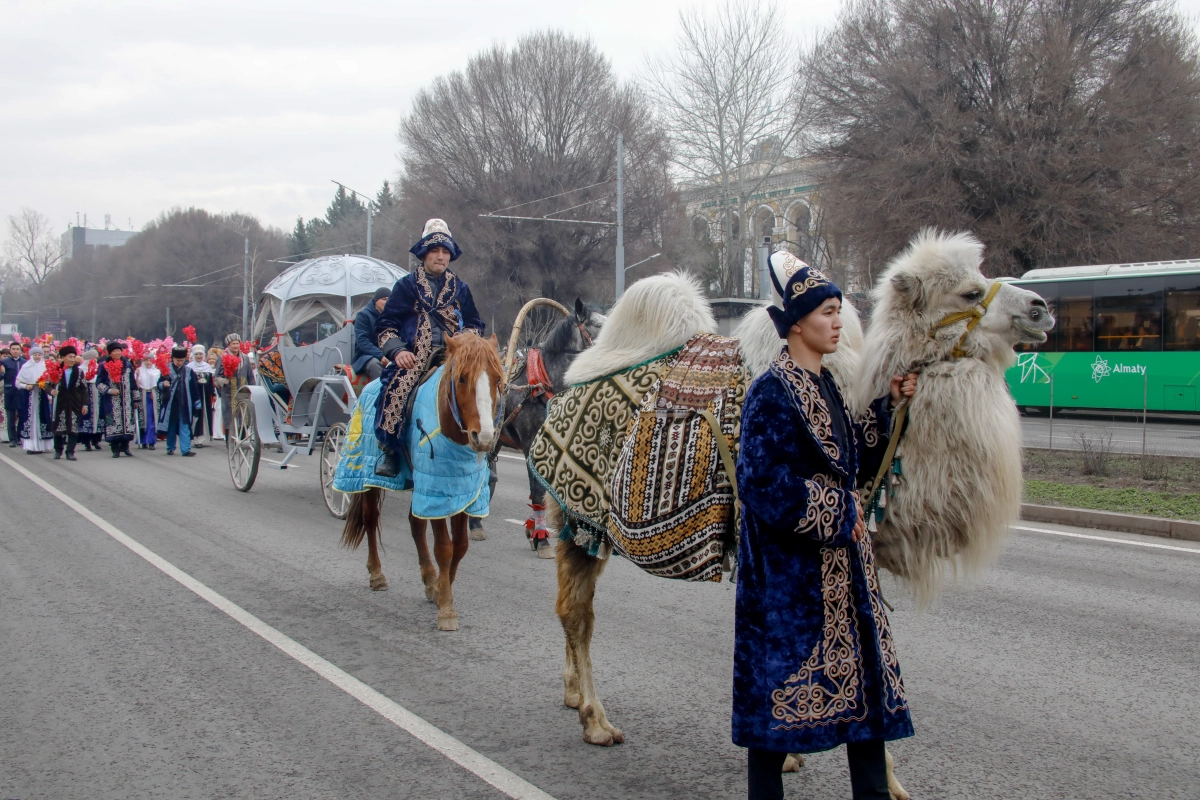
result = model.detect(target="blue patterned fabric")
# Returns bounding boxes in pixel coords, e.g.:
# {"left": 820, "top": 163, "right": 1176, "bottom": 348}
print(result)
{"left": 731, "top": 347, "right": 913, "bottom": 754}
{"left": 335, "top": 371, "right": 490, "bottom": 520}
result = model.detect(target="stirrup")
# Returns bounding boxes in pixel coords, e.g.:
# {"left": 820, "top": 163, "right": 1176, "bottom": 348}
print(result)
{"left": 374, "top": 448, "right": 401, "bottom": 478}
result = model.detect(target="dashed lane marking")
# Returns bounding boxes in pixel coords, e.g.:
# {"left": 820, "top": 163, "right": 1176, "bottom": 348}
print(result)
{"left": 505, "top": 519, "right": 526, "bottom": 526}
{"left": 498, "top": 452, "right": 524, "bottom": 461}
{"left": 0, "top": 451, "right": 557, "bottom": 800}
{"left": 1013, "top": 525, "right": 1200, "bottom": 554}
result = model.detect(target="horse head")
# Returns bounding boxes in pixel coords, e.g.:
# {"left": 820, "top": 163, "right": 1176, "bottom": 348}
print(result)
{"left": 441, "top": 332, "right": 504, "bottom": 453}
{"left": 855, "top": 229, "right": 1055, "bottom": 410}
{"left": 573, "top": 297, "right": 607, "bottom": 349}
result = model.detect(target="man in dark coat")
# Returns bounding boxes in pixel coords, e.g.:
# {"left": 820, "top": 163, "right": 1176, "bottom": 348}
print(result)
{"left": 51, "top": 344, "right": 89, "bottom": 461}
{"left": 215, "top": 333, "right": 255, "bottom": 435}
{"left": 158, "top": 346, "right": 202, "bottom": 456}
{"left": 353, "top": 286, "right": 390, "bottom": 380}
{"left": 372, "top": 219, "right": 484, "bottom": 477}
{"left": 1, "top": 340, "right": 26, "bottom": 446}
{"left": 733, "top": 252, "right": 918, "bottom": 800}
{"left": 96, "top": 340, "right": 140, "bottom": 458}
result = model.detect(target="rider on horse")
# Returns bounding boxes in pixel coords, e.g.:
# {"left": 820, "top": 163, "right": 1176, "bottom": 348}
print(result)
{"left": 373, "top": 219, "right": 485, "bottom": 478}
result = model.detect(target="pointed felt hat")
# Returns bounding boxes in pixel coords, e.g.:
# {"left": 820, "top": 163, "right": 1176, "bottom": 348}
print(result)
{"left": 765, "top": 251, "right": 843, "bottom": 338}
{"left": 409, "top": 218, "right": 462, "bottom": 262}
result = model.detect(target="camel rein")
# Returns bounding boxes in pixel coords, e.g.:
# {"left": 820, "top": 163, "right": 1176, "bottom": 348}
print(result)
{"left": 926, "top": 281, "right": 1002, "bottom": 359}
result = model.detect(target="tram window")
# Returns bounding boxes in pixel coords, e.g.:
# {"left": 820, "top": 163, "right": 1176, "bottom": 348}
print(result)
{"left": 1055, "top": 283, "right": 1095, "bottom": 352}
{"left": 1165, "top": 274, "right": 1200, "bottom": 351}
{"left": 1095, "top": 277, "right": 1163, "bottom": 352}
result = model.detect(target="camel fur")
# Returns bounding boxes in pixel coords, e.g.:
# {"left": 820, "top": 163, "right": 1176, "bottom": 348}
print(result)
{"left": 854, "top": 229, "right": 1054, "bottom": 606}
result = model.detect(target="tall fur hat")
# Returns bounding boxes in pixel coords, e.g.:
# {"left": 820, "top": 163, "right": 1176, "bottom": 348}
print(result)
{"left": 224, "top": 332, "right": 241, "bottom": 345}
{"left": 409, "top": 218, "right": 462, "bottom": 262}
{"left": 58, "top": 344, "right": 77, "bottom": 357}
{"left": 171, "top": 346, "right": 188, "bottom": 359}
{"left": 765, "top": 251, "right": 843, "bottom": 338}
{"left": 106, "top": 340, "right": 126, "bottom": 353}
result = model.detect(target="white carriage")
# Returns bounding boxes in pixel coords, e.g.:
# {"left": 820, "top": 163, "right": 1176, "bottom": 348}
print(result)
{"left": 225, "top": 254, "right": 407, "bottom": 518}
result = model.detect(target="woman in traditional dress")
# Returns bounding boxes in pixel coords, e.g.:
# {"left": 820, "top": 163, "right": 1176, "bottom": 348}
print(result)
{"left": 15, "top": 344, "right": 52, "bottom": 454}
{"left": 188, "top": 344, "right": 215, "bottom": 446}
{"left": 206, "top": 348, "right": 225, "bottom": 440}
{"left": 733, "top": 253, "right": 918, "bottom": 800}
{"left": 77, "top": 348, "right": 103, "bottom": 451}
{"left": 136, "top": 351, "right": 161, "bottom": 449}
{"left": 96, "top": 340, "right": 140, "bottom": 458}
{"left": 372, "top": 218, "right": 485, "bottom": 477}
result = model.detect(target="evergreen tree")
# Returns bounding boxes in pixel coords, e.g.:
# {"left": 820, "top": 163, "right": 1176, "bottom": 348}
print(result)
{"left": 326, "top": 186, "right": 365, "bottom": 227}
{"left": 376, "top": 181, "right": 396, "bottom": 210}
{"left": 287, "top": 216, "right": 311, "bottom": 258}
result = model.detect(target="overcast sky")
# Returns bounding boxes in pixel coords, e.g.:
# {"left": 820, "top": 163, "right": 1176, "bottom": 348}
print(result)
{"left": 4, "top": 0, "right": 1199, "bottom": 239}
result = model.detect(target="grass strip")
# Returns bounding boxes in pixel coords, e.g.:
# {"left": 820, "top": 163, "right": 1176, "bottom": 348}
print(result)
{"left": 1024, "top": 480, "right": 1200, "bottom": 521}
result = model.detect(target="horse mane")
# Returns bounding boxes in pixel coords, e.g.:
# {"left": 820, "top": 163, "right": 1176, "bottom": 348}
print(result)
{"left": 541, "top": 303, "right": 601, "bottom": 353}
{"left": 438, "top": 332, "right": 502, "bottom": 444}
{"left": 565, "top": 272, "right": 715, "bottom": 384}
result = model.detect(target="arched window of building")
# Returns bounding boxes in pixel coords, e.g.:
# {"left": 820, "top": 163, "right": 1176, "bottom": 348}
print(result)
{"left": 788, "top": 201, "right": 812, "bottom": 260}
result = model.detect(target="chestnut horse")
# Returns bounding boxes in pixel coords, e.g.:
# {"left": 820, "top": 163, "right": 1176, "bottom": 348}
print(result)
{"left": 338, "top": 332, "right": 504, "bottom": 631}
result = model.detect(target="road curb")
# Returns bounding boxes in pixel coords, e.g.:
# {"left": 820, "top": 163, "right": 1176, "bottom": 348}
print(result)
{"left": 1021, "top": 503, "right": 1200, "bottom": 543}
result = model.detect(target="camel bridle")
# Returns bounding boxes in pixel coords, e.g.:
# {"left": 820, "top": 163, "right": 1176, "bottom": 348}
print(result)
{"left": 927, "top": 281, "right": 1003, "bottom": 359}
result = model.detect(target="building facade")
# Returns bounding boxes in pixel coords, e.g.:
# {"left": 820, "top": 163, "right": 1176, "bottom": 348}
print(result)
{"left": 60, "top": 226, "right": 137, "bottom": 261}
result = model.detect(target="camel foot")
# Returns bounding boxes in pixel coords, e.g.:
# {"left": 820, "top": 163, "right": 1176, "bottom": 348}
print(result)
{"left": 563, "top": 689, "right": 582, "bottom": 709}
{"left": 437, "top": 610, "right": 458, "bottom": 631}
{"left": 369, "top": 573, "right": 389, "bottom": 591}
{"left": 578, "top": 705, "right": 624, "bottom": 746}
{"left": 536, "top": 538, "right": 555, "bottom": 559}
{"left": 469, "top": 525, "right": 487, "bottom": 541}
{"left": 886, "top": 747, "right": 910, "bottom": 800}
{"left": 782, "top": 754, "right": 804, "bottom": 772}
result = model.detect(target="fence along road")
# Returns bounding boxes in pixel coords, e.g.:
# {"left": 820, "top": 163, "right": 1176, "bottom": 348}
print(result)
{"left": 1021, "top": 414, "right": 1200, "bottom": 458}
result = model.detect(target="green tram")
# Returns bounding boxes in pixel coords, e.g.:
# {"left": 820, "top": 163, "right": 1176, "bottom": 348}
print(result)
{"left": 1003, "top": 260, "right": 1200, "bottom": 414}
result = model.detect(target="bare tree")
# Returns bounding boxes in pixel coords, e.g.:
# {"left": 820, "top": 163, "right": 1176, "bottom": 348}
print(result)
{"left": 397, "top": 30, "right": 676, "bottom": 334}
{"left": 809, "top": 0, "right": 1200, "bottom": 277}
{"left": 6, "top": 208, "right": 63, "bottom": 285}
{"left": 644, "top": 0, "right": 811, "bottom": 296}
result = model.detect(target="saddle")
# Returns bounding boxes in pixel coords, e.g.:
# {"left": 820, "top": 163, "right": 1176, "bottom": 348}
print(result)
{"left": 398, "top": 347, "right": 445, "bottom": 471}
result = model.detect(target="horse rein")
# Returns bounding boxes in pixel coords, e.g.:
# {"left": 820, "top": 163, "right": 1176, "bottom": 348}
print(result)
{"left": 927, "top": 281, "right": 1002, "bottom": 359}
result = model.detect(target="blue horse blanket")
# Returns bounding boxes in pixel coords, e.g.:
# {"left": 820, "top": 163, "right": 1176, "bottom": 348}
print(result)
{"left": 333, "top": 371, "right": 490, "bottom": 520}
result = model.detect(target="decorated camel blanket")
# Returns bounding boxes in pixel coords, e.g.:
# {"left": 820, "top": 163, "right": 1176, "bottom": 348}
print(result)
{"left": 333, "top": 372, "right": 490, "bottom": 519}
{"left": 529, "top": 352, "right": 675, "bottom": 557}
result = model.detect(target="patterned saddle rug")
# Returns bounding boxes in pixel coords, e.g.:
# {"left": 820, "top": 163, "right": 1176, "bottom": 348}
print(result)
{"left": 607, "top": 334, "right": 747, "bottom": 582}
{"left": 529, "top": 351, "right": 676, "bottom": 557}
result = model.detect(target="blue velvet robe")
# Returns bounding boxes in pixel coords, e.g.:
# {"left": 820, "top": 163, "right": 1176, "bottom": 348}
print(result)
{"left": 732, "top": 347, "right": 913, "bottom": 754}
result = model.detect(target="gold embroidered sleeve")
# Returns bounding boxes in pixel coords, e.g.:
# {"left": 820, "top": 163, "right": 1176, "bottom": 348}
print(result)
{"left": 795, "top": 476, "right": 855, "bottom": 546}
{"left": 377, "top": 328, "right": 399, "bottom": 349}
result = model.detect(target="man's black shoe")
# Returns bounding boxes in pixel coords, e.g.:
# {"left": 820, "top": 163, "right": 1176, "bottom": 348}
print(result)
{"left": 181, "top": 451, "right": 195, "bottom": 457}
{"left": 375, "top": 448, "right": 401, "bottom": 478}
{"left": 66, "top": 453, "right": 77, "bottom": 461}
{"left": 53, "top": 452, "right": 62, "bottom": 460}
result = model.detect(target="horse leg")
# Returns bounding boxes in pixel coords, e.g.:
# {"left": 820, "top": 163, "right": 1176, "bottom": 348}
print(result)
{"left": 366, "top": 525, "right": 388, "bottom": 591}
{"left": 555, "top": 535, "right": 621, "bottom": 745}
{"left": 430, "top": 517, "right": 462, "bottom": 631}
{"left": 886, "top": 746, "right": 910, "bottom": 800}
{"left": 409, "top": 511, "right": 437, "bottom": 601}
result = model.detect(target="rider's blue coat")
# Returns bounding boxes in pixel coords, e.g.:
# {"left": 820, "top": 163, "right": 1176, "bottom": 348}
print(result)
{"left": 334, "top": 372, "right": 490, "bottom": 520}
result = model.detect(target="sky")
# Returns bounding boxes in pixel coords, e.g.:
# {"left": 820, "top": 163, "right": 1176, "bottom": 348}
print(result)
{"left": 0, "top": 0, "right": 839, "bottom": 239}
{"left": 5, "top": 0, "right": 1200, "bottom": 240}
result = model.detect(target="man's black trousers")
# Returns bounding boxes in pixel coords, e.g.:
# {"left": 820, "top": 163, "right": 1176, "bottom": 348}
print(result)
{"left": 747, "top": 741, "right": 891, "bottom": 800}
{"left": 53, "top": 433, "right": 77, "bottom": 457}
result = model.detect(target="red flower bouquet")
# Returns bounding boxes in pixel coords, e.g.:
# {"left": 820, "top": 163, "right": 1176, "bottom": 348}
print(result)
{"left": 129, "top": 339, "right": 146, "bottom": 363}
{"left": 239, "top": 341, "right": 252, "bottom": 355}
{"left": 105, "top": 359, "right": 125, "bottom": 384}
{"left": 155, "top": 350, "right": 170, "bottom": 374}
{"left": 40, "top": 360, "right": 62, "bottom": 389}
{"left": 85, "top": 360, "right": 98, "bottom": 381}
{"left": 183, "top": 325, "right": 197, "bottom": 345}
{"left": 221, "top": 353, "right": 241, "bottom": 378}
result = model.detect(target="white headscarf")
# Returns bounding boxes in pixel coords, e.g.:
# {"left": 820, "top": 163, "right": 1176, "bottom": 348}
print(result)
{"left": 137, "top": 361, "right": 161, "bottom": 390}
{"left": 16, "top": 355, "right": 46, "bottom": 387}
{"left": 189, "top": 345, "right": 214, "bottom": 374}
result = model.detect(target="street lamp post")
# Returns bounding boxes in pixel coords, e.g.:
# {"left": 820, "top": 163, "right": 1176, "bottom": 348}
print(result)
{"left": 615, "top": 132, "right": 625, "bottom": 300}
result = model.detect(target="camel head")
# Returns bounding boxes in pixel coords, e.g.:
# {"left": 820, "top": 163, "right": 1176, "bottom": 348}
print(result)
{"left": 855, "top": 229, "right": 1054, "bottom": 410}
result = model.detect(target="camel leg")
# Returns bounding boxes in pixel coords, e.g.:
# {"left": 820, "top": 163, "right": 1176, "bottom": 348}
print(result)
{"left": 555, "top": 536, "right": 622, "bottom": 745}
{"left": 430, "top": 517, "right": 466, "bottom": 631}
{"left": 409, "top": 512, "right": 437, "bottom": 602}
{"left": 562, "top": 638, "right": 581, "bottom": 709}
{"left": 366, "top": 526, "right": 388, "bottom": 591}
{"left": 886, "top": 746, "right": 910, "bottom": 800}
{"left": 782, "top": 753, "right": 805, "bottom": 772}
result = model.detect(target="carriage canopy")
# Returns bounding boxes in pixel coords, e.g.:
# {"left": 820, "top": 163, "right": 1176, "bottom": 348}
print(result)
{"left": 253, "top": 254, "right": 407, "bottom": 341}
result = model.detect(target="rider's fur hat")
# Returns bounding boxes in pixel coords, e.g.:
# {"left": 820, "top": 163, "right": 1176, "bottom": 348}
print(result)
{"left": 766, "top": 251, "right": 843, "bottom": 338}
{"left": 410, "top": 218, "right": 462, "bottom": 262}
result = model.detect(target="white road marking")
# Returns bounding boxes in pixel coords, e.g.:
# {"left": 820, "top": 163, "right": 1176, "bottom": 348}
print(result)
{"left": 498, "top": 452, "right": 524, "bottom": 461}
{"left": 505, "top": 519, "right": 527, "bottom": 526}
{"left": 0, "top": 451, "right": 557, "bottom": 800}
{"left": 1013, "top": 525, "right": 1200, "bottom": 554}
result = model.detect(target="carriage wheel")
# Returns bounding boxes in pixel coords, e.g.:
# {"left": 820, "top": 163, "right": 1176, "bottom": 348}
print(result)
{"left": 503, "top": 298, "right": 571, "bottom": 385}
{"left": 227, "top": 399, "right": 261, "bottom": 492}
{"left": 321, "top": 422, "right": 350, "bottom": 519}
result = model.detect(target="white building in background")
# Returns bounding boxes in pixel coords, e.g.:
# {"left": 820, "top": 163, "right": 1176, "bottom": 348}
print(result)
{"left": 60, "top": 225, "right": 137, "bottom": 260}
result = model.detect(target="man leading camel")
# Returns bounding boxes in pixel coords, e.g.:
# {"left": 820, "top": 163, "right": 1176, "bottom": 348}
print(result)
{"left": 733, "top": 252, "right": 917, "bottom": 800}
{"left": 372, "top": 219, "right": 484, "bottom": 478}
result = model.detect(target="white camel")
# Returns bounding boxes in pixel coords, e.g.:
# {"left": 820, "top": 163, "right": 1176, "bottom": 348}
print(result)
{"left": 538, "top": 231, "right": 1052, "bottom": 797}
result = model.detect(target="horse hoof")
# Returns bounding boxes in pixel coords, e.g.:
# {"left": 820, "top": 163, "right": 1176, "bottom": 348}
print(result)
{"left": 536, "top": 539, "right": 555, "bottom": 559}
{"left": 369, "top": 575, "right": 389, "bottom": 591}
{"left": 437, "top": 613, "right": 458, "bottom": 632}
{"left": 782, "top": 754, "right": 804, "bottom": 772}
{"left": 469, "top": 527, "right": 487, "bottom": 541}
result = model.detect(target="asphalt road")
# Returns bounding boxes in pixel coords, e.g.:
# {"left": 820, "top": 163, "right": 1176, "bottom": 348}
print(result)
{"left": 2, "top": 443, "right": 1198, "bottom": 800}
{"left": 1021, "top": 414, "right": 1200, "bottom": 458}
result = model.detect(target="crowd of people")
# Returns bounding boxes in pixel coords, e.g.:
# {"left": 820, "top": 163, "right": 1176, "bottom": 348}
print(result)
{"left": 0, "top": 329, "right": 256, "bottom": 460}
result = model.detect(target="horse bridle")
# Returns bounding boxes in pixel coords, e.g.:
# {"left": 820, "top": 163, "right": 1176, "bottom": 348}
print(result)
{"left": 446, "top": 367, "right": 505, "bottom": 440}
{"left": 927, "top": 281, "right": 1002, "bottom": 360}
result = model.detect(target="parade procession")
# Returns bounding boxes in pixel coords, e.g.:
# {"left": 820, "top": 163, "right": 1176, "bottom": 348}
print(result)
{"left": 4, "top": 1, "right": 1200, "bottom": 798}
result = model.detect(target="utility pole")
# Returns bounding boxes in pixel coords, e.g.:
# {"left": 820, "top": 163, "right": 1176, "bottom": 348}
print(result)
{"left": 166, "top": 306, "right": 171, "bottom": 338}
{"left": 366, "top": 205, "right": 373, "bottom": 257}
{"left": 615, "top": 132, "right": 626, "bottom": 300}
{"left": 758, "top": 237, "right": 771, "bottom": 300}
{"left": 242, "top": 236, "right": 250, "bottom": 341}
